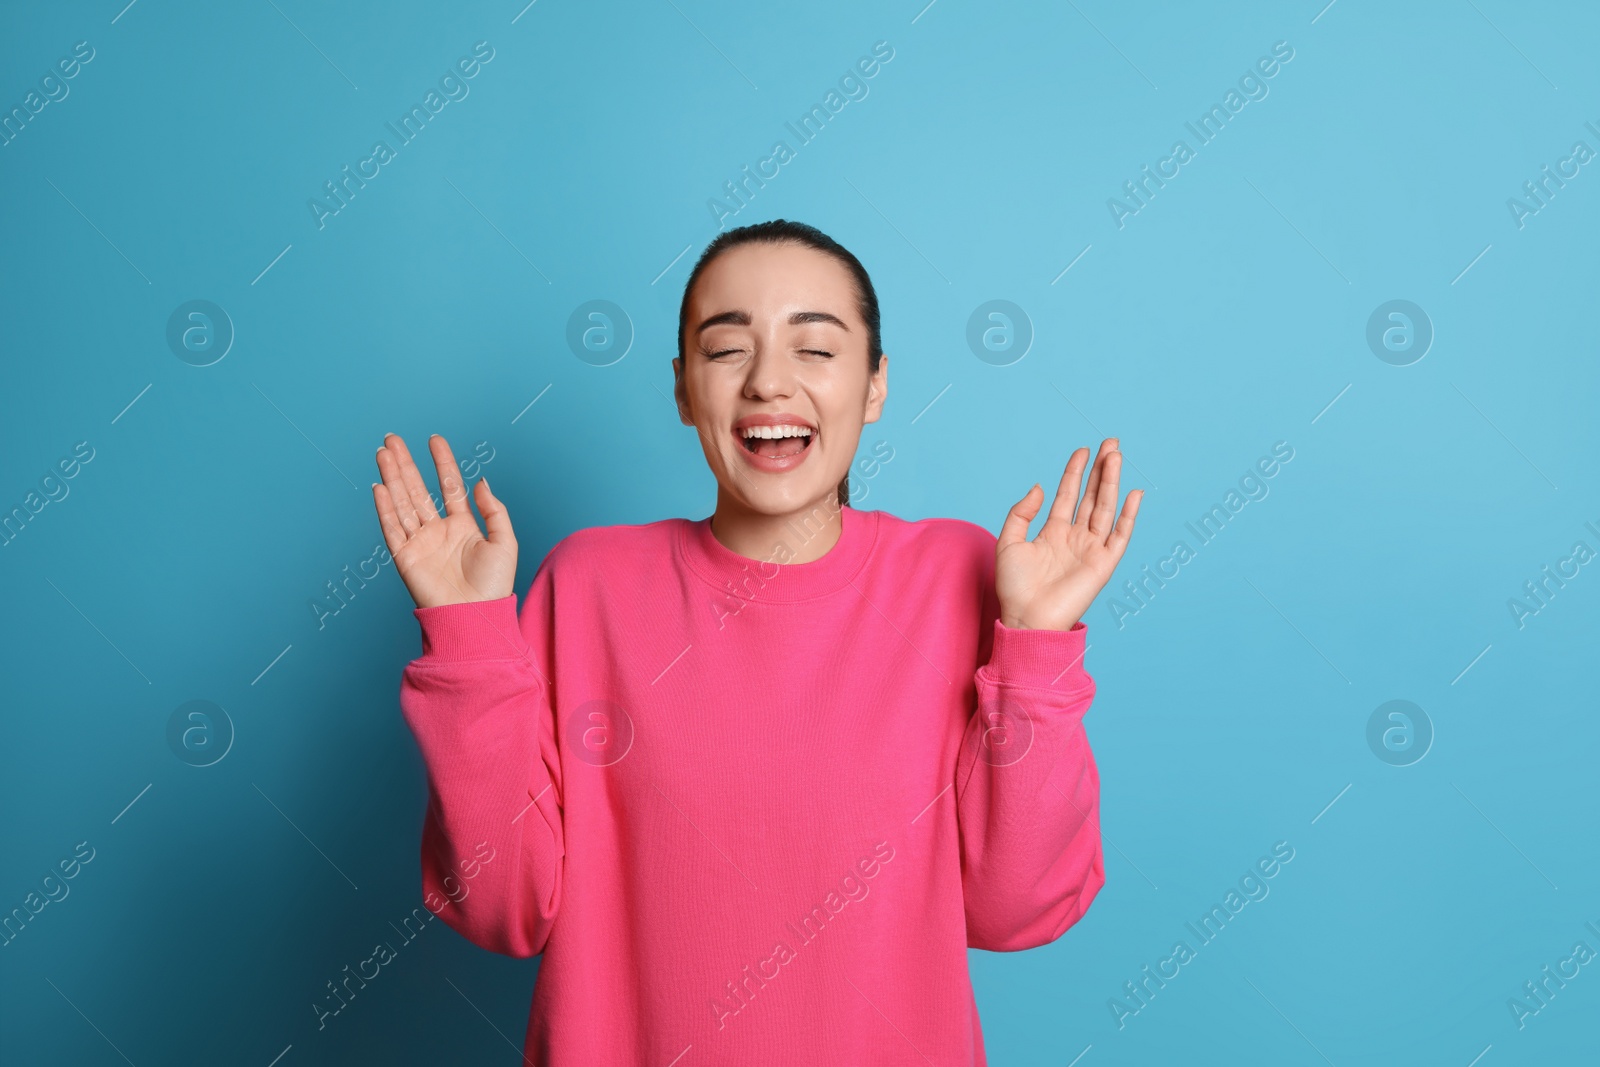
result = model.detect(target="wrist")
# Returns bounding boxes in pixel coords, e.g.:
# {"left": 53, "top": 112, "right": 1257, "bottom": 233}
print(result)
{"left": 414, "top": 594, "right": 525, "bottom": 660}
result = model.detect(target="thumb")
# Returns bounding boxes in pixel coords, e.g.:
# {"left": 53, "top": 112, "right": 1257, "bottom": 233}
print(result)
{"left": 475, "top": 477, "right": 516, "bottom": 546}
{"left": 997, "top": 483, "right": 1042, "bottom": 551}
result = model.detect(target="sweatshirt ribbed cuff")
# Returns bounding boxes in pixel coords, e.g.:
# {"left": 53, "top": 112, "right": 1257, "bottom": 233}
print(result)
{"left": 413, "top": 594, "right": 527, "bottom": 661}
{"left": 982, "top": 618, "right": 1089, "bottom": 690}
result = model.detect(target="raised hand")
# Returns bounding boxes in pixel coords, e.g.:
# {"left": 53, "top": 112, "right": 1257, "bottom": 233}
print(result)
{"left": 373, "top": 433, "right": 518, "bottom": 609}
{"left": 995, "top": 437, "right": 1143, "bottom": 631}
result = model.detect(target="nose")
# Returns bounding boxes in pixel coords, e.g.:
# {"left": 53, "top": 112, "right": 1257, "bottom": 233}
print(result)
{"left": 742, "top": 338, "right": 796, "bottom": 401}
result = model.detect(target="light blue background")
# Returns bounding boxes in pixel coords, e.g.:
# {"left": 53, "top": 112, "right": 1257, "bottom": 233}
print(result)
{"left": 3, "top": 1, "right": 1596, "bottom": 1064}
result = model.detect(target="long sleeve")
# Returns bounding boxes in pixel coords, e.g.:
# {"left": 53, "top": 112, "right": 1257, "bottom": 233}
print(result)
{"left": 956, "top": 606, "right": 1105, "bottom": 952}
{"left": 397, "top": 557, "right": 565, "bottom": 959}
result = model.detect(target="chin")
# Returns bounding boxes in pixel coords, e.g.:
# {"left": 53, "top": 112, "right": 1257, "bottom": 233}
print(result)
{"left": 727, "top": 474, "right": 841, "bottom": 515}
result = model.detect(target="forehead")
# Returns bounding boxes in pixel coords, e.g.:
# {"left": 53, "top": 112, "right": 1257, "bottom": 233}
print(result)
{"left": 691, "top": 241, "right": 861, "bottom": 324}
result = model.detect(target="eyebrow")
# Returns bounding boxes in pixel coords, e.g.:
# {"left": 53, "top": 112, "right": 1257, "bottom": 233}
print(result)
{"left": 694, "top": 309, "right": 852, "bottom": 335}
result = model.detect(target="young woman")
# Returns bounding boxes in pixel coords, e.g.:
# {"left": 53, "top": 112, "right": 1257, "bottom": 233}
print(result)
{"left": 372, "top": 220, "right": 1142, "bottom": 1065}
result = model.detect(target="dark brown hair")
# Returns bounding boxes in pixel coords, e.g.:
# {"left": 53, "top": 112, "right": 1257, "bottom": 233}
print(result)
{"left": 677, "top": 219, "right": 883, "bottom": 507}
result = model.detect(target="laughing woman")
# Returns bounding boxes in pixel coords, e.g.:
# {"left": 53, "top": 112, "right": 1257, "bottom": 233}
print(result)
{"left": 373, "top": 219, "right": 1142, "bottom": 1066}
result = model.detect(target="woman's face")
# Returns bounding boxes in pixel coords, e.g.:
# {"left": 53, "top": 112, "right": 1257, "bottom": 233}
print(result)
{"left": 674, "top": 240, "right": 888, "bottom": 516}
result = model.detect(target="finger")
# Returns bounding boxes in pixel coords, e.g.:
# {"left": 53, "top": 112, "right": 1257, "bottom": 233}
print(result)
{"left": 428, "top": 434, "right": 471, "bottom": 518}
{"left": 1105, "top": 488, "right": 1144, "bottom": 557}
{"left": 1089, "top": 450, "right": 1123, "bottom": 539}
{"left": 1043, "top": 447, "right": 1090, "bottom": 529}
{"left": 373, "top": 481, "right": 409, "bottom": 554}
{"left": 377, "top": 444, "right": 421, "bottom": 534}
{"left": 998, "top": 483, "right": 1044, "bottom": 551}
{"left": 1073, "top": 437, "right": 1117, "bottom": 526}
{"left": 475, "top": 477, "right": 516, "bottom": 546}
{"left": 384, "top": 433, "right": 442, "bottom": 524}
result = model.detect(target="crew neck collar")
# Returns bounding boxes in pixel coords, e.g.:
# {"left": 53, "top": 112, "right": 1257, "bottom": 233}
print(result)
{"left": 676, "top": 503, "right": 880, "bottom": 603}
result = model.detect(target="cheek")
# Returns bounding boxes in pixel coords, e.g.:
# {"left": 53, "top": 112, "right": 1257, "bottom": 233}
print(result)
{"left": 804, "top": 371, "right": 870, "bottom": 435}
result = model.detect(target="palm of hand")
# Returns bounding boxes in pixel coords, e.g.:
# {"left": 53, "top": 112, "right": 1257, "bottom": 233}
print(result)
{"left": 996, "top": 438, "right": 1143, "bottom": 631}
{"left": 395, "top": 506, "right": 516, "bottom": 607}
{"left": 373, "top": 433, "right": 519, "bottom": 609}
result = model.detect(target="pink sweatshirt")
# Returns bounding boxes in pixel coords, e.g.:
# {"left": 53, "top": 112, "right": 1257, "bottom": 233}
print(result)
{"left": 398, "top": 503, "right": 1104, "bottom": 1065}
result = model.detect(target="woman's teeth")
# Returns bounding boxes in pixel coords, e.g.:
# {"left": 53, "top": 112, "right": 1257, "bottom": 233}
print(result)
{"left": 740, "top": 425, "right": 813, "bottom": 457}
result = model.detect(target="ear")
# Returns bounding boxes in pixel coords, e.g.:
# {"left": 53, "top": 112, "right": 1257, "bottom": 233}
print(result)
{"left": 864, "top": 354, "right": 888, "bottom": 424}
{"left": 672, "top": 357, "right": 693, "bottom": 425}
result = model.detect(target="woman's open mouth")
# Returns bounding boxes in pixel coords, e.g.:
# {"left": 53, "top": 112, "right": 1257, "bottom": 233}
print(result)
{"left": 734, "top": 423, "right": 815, "bottom": 472}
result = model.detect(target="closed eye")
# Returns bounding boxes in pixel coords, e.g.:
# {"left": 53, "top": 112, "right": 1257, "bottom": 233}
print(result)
{"left": 701, "top": 346, "right": 834, "bottom": 359}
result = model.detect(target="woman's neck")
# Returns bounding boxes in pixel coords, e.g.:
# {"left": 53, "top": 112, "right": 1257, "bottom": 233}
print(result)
{"left": 709, "top": 489, "right": 844, "bottom": 564}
